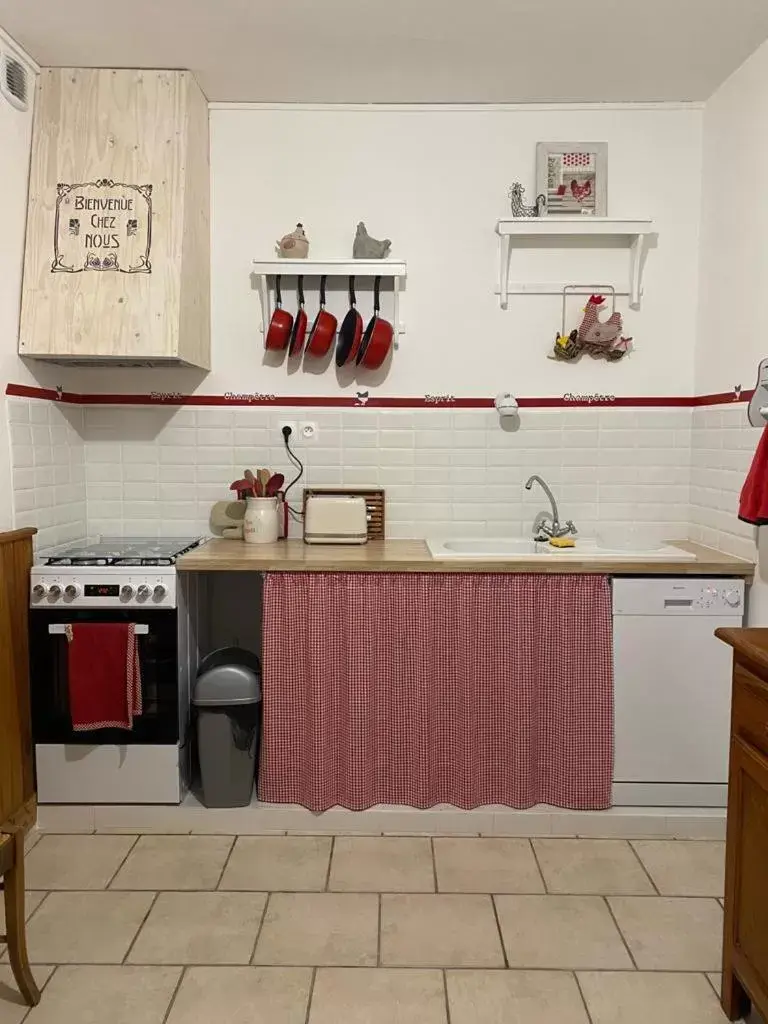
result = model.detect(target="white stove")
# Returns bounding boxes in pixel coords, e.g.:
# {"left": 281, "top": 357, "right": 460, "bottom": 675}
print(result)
{"left": 29, "top": 537, "right": 208, "bottom": 806}
{"left": 31, "top": 538, "right": 205, "bottom": 609}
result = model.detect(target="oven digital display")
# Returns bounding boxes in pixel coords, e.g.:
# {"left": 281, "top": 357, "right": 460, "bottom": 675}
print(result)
{"left": 84, "top": 584, "right": 120, "bottom": 597}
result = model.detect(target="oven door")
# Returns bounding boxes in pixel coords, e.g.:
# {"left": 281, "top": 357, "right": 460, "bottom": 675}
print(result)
{"left": 30, "top": 608, "right": 179, "bottom": 745}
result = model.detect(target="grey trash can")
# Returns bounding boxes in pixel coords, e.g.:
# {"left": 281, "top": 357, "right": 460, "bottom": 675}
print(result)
{"left": 193, "top": 647, "right": 261, "bottom": 808}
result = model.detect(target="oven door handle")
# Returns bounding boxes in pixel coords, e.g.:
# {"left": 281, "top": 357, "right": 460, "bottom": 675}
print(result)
{"left": 48, "top": 623, "right": 149, "bottom": 634}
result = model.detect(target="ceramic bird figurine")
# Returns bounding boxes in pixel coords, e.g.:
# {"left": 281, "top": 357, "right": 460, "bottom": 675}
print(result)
{"left": 276, "top": 223, "right": 309, "bottom": 258}
{"left": 353, "top": 222, "right": 391, "bottom": 259}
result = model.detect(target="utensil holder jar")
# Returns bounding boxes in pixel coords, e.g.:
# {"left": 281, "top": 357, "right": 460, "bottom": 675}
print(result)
{"left": 244, "top": 497, "right": 280, "bottom": 545}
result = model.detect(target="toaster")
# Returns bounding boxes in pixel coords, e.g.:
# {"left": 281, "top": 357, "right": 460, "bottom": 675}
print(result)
{"left": 303, "top": 494, "right": 368, "bottom": 545}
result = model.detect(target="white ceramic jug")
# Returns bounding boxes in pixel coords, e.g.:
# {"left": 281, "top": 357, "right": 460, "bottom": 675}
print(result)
{"left": 243, "top": 496, "right": 279, "bottom": 544}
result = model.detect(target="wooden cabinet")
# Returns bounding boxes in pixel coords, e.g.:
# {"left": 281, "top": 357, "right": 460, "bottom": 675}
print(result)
{"left": 0, "top": 529, "right": 37, "bottom": 834}
{"left": 716, "top": 628, "right": 768, "bottom": 1020}
{"left": 19, "top": 69, "right": 210, "bottom": 368}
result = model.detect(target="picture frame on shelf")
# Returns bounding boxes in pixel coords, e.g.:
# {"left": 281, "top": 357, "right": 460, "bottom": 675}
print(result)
{"left": 536, "top": 142, "right": 608, "bottom": 216}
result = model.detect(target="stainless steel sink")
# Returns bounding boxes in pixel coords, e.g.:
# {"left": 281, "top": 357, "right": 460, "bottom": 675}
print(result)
{"left": 427, "top": 538, "right": 696, "bottom": 561}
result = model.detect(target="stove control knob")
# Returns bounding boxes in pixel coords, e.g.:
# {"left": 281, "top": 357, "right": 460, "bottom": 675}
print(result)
{"left": 31, "top": 583, "right": 47, "bottom": 600}
{"left": 153, "top": 584, "right": 166, "bottom": 600}
{"left": 64, "top": 584, "right": 80, "bottom": 600}
{"left": 120, "top": 584, "right": 134, "bottom": 601}
{"left": 137, "top": 585, "right": 151, "bottom": 601}
{"left": 48, "top": 584, "right": 62, "bottom": 600}
{"left": 724, "top": 588, "right": 742, "bottom": 608}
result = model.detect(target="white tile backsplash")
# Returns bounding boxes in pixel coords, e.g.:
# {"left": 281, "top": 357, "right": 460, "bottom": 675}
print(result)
{"left": 3, "top": 398, "right": 757, "bottom": 555}
{"left": 7, "top": 399, "right": 88, "bottom": 551}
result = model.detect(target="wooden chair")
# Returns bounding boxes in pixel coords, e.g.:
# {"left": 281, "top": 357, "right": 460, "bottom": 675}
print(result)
{"left": 0, "top": 828, "right": 40, "bottom": 1006}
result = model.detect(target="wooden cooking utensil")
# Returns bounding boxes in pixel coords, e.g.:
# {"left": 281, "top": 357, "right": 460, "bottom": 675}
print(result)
{"left": 258, "top": 468, "right": 271, "bottom": 493}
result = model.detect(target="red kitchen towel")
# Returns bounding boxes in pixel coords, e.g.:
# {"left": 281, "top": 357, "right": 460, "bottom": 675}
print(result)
{"left": 66, "top": 622, "right": 143, "bottom": 731}
{"left": 739, "top": 426, "right": 768, "bottom": 525}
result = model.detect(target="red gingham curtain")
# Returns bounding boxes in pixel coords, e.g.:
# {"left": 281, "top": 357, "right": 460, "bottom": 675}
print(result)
{"left": 259, "top": 572, "right": 613, "bottom": 811}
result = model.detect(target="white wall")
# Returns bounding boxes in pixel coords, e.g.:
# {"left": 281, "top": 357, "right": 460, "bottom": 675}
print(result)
{"left": 68, "top": 103, "right": 704, "bottom": 399}
{"left": 695, "top": 39, "right": 768, "bottom": 623}
{"left": 0, "top": 32, "right": 75, "bottom": 535}
{"left": 697, "top": 40, "right": 768, "bottom": 396}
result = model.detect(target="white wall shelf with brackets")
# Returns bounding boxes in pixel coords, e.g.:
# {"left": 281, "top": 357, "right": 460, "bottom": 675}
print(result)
{"left": 495, "top": 218, "right": 654, "bottom": 310}
{"left": 252, "top": 259, "right": 407, "bottom": 339}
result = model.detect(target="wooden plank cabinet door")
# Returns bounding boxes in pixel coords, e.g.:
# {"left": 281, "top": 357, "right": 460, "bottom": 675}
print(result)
{"left": 723, "top": 735, "right": 768, "bottom": 1019}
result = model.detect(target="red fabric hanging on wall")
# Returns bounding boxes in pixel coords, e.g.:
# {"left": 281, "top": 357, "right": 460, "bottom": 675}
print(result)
{"left": 259, "top": 572, "right": 613, "bottom": 811}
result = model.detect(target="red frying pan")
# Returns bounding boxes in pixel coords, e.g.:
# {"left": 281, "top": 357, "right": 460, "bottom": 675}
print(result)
{"left": 288, "top": 276, "right": 307, "bottom": 357}
{"left": 357, "top": 275, "right": 394, "bottom": 370}
{"left": 305, "top": 275, "right": 337, "bottom": 357}
{"left": 265, "top": 275, "right": 293, "bottom": 351}
{"left": 335, "top": 276, "right": 363, "bottom": 367}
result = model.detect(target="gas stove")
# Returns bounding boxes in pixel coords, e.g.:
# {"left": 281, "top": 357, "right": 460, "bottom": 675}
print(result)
{"left": 40, "top": 537, "right": 204, "bottom": 567}
{"left": 31, "top": 537, "right": 205, "bottom": 608}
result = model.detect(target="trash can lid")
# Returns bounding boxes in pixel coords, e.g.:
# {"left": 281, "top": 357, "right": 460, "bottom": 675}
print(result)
{"left": 197, "top": 646, "right": 261, "bottom": 677}
{"left": 193, "top": 664, "right": 261, "bottom": 706}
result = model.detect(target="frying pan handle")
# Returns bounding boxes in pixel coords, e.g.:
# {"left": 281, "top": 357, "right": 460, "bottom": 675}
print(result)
{"left": 348, "top": 275, "right": 357, "bottom": 308}
{"left": 275, "top": 274, "right": 282, "bottom": 308}
{"left": 373, "top": 275, "right": 381, "bottom": 315}
{"left": 319, "top": 274, "right": 327, "bottom": 308}
{"left": 297, "top": 275, "right": 305, "bottom": 308}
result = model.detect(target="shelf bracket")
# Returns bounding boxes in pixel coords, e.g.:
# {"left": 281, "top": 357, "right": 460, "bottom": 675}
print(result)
{"left": 499, "top": 234, "right": 512, "bottom": 310}
{"left": 629, "top": 232, "right": 650, "bottom": 310}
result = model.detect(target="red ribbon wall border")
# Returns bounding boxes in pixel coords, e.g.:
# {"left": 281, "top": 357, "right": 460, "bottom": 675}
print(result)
{"left": 4, "top": 383, "right": 751, "bottom": 409}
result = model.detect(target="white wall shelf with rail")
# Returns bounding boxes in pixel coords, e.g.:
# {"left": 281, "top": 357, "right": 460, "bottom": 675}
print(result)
{"left": 495, "top": 218, "right": 654, "bottom": 310}
{"left": 252, "top": 258, "right": 407, "bottom": 339}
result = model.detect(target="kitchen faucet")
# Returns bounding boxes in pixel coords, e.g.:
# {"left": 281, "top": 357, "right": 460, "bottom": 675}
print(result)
{"left": 524, "top": 475, "right": 577, "bottom": 541}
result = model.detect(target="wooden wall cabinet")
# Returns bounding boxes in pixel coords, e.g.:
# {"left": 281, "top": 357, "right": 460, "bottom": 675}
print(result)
{"left": 0, "top": 529, "right": 37, "bottom": 834}
{"left": 716, "top": 627, "right": 768, "bottom": 1022}
{"left": 19, "top": 68, "right": 210, "bottom": 368}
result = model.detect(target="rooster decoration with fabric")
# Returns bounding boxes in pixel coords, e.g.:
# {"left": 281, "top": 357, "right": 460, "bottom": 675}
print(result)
{"left": 552, "top": 294, "right": 632, "bottom": 362}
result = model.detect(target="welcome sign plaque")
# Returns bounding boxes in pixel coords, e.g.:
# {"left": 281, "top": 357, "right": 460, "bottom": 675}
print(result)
{"left": 51, "top": 179, "right": 152, "bottom": 273}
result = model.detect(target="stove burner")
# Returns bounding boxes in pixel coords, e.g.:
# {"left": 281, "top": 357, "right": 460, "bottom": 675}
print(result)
{"left": 42, "top": 537, "right": 204, "bottom": 567}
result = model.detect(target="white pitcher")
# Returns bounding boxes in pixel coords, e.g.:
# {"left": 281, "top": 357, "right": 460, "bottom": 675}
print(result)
{"left": 243, "top": 496, "right": 279, "bottom": 544}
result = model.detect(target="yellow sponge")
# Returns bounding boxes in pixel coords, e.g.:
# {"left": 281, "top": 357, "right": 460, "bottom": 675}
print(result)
{"left": 549, "top": 536, "right": 576, "bottom": 548}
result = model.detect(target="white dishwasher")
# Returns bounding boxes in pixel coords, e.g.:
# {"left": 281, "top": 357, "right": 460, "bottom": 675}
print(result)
{"left": 612, "top": 577, "right": 745, "bottom": 807}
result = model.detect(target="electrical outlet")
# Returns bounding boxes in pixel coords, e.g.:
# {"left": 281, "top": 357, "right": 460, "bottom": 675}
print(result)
{"left": 278, "top": 421, "right": 297, "bottom": 442}
{"left": 299, "top": 421, "right": 318, "bottom": 444}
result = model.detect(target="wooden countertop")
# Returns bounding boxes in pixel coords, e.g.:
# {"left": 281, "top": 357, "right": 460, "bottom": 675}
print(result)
{"left": 177, "top": 538, "right": 754, "bottom": 576}
{"left": 716, "top": 628, "right": 768, "bottom": 674}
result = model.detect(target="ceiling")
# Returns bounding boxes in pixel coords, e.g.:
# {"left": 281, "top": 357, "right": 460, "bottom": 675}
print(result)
{"left": 2, "top": 0, "right": 768, "bottom": 103}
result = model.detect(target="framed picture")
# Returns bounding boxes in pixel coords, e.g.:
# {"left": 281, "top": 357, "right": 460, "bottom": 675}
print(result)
{"left": 536, "top": 142, "right": 607, "bottom": 216}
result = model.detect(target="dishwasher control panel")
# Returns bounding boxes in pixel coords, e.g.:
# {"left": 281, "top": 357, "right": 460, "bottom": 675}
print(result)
{"left": 612, "top": 578, "right": 745, "bottom": 616}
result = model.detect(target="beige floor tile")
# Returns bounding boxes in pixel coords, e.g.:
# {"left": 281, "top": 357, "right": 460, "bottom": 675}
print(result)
{"left": 495, "top": 895, "right": 632, "bottom": 969}
{"left": 253, "top": 893, "right": 378, "bottom": 966}
{"left": 707, "top": 972, "right": 722, "bottom": 997}
{"left": 219, "top": 836, "right": 331, "bottom": 891}
{"left": 631, "top": 841, "right": 726, "bottom": 896}
{"left": 608, "top": 896, "right": 723, "bottom": 971}
{"left": 25, "top": 835, "right": 137, "bottom": 890}
{"left": 328, "top": 837, "right": 434, "bottom": 892}
{"left": 533, "top": 839, "right": 655, "bottom": 895}
{"left": 24, "top": 891, "right": 154, "bottom": 963}
{"left": 310, "top": 968, "right": 446, "bottom": 1024}
{"left": 434, "top": 838, "right": 544, "bottom": 893}
{"left": 577, "top": 970, "right": 728, "bottom": 1024}
{"left": 447, "top": 970, "right": 590, "bottom": 1024}
{"left": 128, "top": 891, "right": 267, "bottom": 964}
{"left": 110, "top": 835, "right": 233, "bottom": 890}
{"left": 0, "top": 966, "right": 53, "bottom": 1024}
{"left": 380, "top": 894, "right": 504, "bottom": 968}
{"left": 166, "top": 966, "right": 312, "bottom": 1024}
{"left": 24, "top": 965, "right": 180, "bottom": 1024}
{"left": 0, "top": 892, "right": 47, "bottom": 961}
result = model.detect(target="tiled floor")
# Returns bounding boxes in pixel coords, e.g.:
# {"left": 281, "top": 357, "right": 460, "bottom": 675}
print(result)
{"left": 0, "top": 833, "right": 743, "bottom": 1022}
